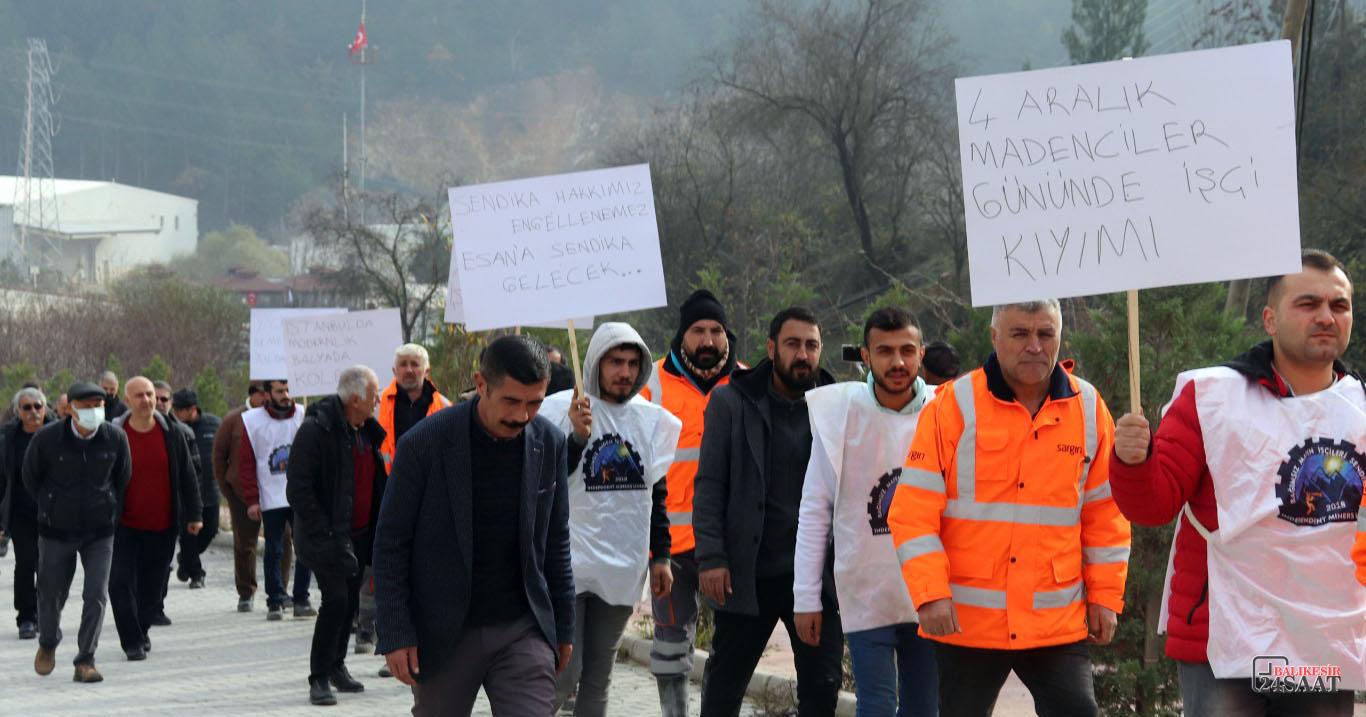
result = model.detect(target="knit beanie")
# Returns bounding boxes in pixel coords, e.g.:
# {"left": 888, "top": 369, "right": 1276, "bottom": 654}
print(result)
{"left": 677, "top": 289, "right": 728, "bottom": 334}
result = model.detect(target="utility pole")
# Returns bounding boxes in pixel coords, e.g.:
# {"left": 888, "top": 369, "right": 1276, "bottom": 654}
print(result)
{"left": 13, "top": 38, "right": 61, "bottom": 281}
{"left": 356, "top": 0, "right": 370, "bottom": 225}
{"left": 1224, "top": 0, "right": 1312, "bottom": 319}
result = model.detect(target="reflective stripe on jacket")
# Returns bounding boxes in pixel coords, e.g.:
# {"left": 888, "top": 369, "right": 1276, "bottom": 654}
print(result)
{"left": 378, "top": 380, "right": 450, "bottom": 467}
{"left": 889, "top": 359, "right": 1131, "bottom": 650}
{"left": 641, "top": 355, "right": 731, "bottom": 554}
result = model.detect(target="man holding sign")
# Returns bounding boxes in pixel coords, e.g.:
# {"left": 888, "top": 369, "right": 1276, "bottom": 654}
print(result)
{"left": 888, "top": 299, "right": 1131, "bottom": 716}
{"left": 1110, "top": 250, "right": 1364, "bottom": 713}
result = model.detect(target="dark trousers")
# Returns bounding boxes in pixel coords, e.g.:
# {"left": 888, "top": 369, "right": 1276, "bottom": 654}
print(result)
{"left": 109, "top": 525, "right": 177, "bottom": 651}
{"left": 176, "top": 503, "right": 220, "bottom": 580}
{"left": 410, "top": 614, "right": 557, "bottom": 717}
{"left": 262, "top": 507, "right": 310, "bottom": 608}
{"left": 700, "top": 574, "right": 843, "bottom": 717}
{"left": 1178, "top": 659, "right": 1354, "bottom": 716}
{"left": 224, "top": 483, "right": 292, "bottom": 599}
{"left": 9, "top": 513, "right": 40, "bottom": 625}
{"left": 37, "top": 534, "right": 114, "bottom": 665}
{"left": 933, "top": 640, "right": 1097, "bottom": 717}
{"left": 310, "top": 528, "right": 369, "bottom": 680}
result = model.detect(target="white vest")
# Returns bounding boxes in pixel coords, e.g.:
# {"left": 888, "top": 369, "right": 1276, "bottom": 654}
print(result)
{"left": 798, "top": 380, "right": 933, "bottom": 632}
{"left": 241, "top": 406, "right": 304, "bottom": 511}
{"left": 1158, "top": 367, "right": 1366, "bottom": 687}
{"left": 540, "top": 390, "right": 682, "bottom": 606}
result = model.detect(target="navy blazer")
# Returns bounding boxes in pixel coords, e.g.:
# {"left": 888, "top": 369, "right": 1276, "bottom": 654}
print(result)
{"left": 372, "top": 399, "right": 574, "bottom": 676}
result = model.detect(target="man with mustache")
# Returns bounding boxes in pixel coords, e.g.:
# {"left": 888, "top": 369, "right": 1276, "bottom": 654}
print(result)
{"left": 793, "top": 307, "right": 939, "bottom": 715}
{"left": 694, "top": 306, "right": 841, "bottom": 716}
{"left": 639, "top": 289, "right": 741, "bottom": 716}
{"left": 889, "top": 298, "right": 1131, "bottom": 717}
{"left": 373, "top": 336, "right": 574, "bottom": 716}
{"left": 540, "top": 322, "right": 682, "bottom": 715}
{"left": 1111, "top": 249, "right": 1365, "bottom": 713}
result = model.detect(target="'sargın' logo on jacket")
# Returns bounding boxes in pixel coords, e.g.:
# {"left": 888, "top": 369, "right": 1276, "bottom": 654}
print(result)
{"left": 1275, "top": 437, "right": 1364, "bottom": 527}
{"left": 582, "top": 433, "right": 645, "bottom": 491}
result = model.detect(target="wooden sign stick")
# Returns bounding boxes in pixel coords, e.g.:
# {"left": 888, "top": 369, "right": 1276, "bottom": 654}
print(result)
{"left": 566, "top": 319, "right": 584, "bottom": 397}
{"left": 1127, "top": 289, "right": 1142, "bottom": 414}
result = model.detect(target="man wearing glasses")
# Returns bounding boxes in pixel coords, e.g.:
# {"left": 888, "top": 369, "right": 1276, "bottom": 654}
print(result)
{"left": 0, "top": 387, "right": 56, "bottom": 640}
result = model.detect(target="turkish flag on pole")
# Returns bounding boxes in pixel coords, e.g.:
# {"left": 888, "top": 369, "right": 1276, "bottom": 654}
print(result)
{"left": 348, "top": 22, "right": 367, "bottom": 55}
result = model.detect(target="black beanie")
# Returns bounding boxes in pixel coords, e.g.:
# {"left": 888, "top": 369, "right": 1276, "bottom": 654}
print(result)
{"left": 678, "top": 289, "right": 728, "bottom": 333}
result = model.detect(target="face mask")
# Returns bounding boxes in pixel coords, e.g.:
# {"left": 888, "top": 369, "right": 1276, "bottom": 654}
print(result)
{"left": 75, "top": 407, "right": 104, "bottom": 432}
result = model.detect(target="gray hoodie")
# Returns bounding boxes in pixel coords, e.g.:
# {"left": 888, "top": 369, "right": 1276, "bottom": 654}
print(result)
{"left": 580, "top": 322, "right": 654, "bottom": 402}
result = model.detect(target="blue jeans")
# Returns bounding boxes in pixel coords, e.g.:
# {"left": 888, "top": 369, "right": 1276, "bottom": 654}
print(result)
{"left": 262, "top": 508, "right": 311, "bottom": 608}
{"left": 846, "top": 623, "right": 939, "bottom": 717}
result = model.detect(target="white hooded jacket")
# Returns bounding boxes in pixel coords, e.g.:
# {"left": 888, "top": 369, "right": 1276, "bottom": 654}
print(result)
{"left": 540, "top": 322, "right": 683, "bottom": 606}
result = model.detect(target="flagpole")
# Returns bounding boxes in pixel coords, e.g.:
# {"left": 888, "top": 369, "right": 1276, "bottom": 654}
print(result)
{"left": 359, "top": 0, "right": 367, "bottom": 225}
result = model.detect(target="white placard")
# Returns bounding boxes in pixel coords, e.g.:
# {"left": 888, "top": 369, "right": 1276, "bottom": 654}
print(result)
{"left": 250, "top": 308, "right": 343, "bottom": 380}
{"left": 444, "top": 269, "right": 594, "bottom": 330}
{"left": 446, "top": 164, "right": 667, "bottom": 330}
{"left": 956, "top": 41, "right": 1301, "bottom": 306}
{"left": 281, "top": 308, "right": 403, "bottom": 397}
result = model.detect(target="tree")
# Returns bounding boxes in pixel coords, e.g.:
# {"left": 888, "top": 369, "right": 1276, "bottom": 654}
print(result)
{"left": 714, "top": 0, "right": 953, "bottom": 276}
{"left": 1061, "top": 0, "right": 1151, "bottom": 65}
{"left": 169, "top": 225, "right": 290, "bottom": 282}
{"left": 141, "top": 355, "right": 172, "bottom": 383}
{"left": 300, "top": 186, "right": 451, "bottom": 344}
{"left": 192, "top": 365, "right": 228, "bottom": 418}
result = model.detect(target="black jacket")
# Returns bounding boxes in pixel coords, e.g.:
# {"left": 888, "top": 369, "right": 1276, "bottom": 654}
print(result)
{"left": 21, "top": 418, "right": 133, "bottom": 540}
{"left": 112, "top": 412, "right": 203, "bottom": 531}
{"left": 287, "top": 395, "right": 387, "bottom": 577}
{"left": 693, "top": 359, "right": 837, "bottom": 616}
{"left": 0, "top": 414, "right": 56, "bottom": 531}
{"left": 372, "top": 399, "right": 574, "bottom": 676}
{"left": 185, "top": 413, "right": 221, "bottom": 506}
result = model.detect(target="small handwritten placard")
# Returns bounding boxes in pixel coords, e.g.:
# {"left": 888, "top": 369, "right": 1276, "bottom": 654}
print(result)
{"left": 281, "top": 308, "right": 402, "bottom": 397}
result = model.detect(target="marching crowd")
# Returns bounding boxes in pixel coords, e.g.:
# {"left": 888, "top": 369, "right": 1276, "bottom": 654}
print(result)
{"left": 0, "top": 249, "right": 1362, "bottom": 717}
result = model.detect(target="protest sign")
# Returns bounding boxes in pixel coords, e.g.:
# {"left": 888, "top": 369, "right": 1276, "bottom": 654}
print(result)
{"left": 281, "top": 308, "right": 403, "bottom": 397}
{"left": 445, "top": 164, "right": 667, "bottom": 331}
{"left": 250, "top": 308, "right": 343, "bottom": 380}
{"left": 955, "top": 41, "right": 1301, "bottom": 307}
{"left": 444, "top": 269, "right": 593, "bottom": 329}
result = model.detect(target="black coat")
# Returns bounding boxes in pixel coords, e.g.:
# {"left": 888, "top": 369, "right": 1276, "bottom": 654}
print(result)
{"left": 372, "top": 399, "right": 574, "bottom": 677}
{"left": 22, "top": 418, "right": 133, "bottom": 539}
{"left": 693, "top": 359, "right": 838, "bottom": 616}
{"left": 287, "top": 395, "right": 387, "bottom": 577}
{"left": 0, "top": 414, "right": 56, "bottom": 531}
{"left": 112, "top": 412, "right": 203, "bottom": 531}
{"left": 185, "top": 413, "right": 221, "bottom": 506}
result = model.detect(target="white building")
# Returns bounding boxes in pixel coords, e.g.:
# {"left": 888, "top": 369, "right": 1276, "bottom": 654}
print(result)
{"left": 0, "top": 176, "right": 197, "bottom": 282}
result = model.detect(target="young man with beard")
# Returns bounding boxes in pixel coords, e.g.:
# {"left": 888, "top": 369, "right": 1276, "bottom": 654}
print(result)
{"left": 541, "top": 322, "right": 682, "bottom": 716}
{"left": 241, "top": 379, "right": 314, "bottom": 620}
{"left": 373, "top": 336, "right": 574, "bottom": 716}
{"left": 1111, "top": 250, "right": 1365, "bottom": 713}
{"left": 794, "top": 307, "right": 939, "bottom": 715}
{"left": 0, "top": 387, "right": 56, "bottom": 640}
{"left": 639, "top": 289, "right": 741, "bottom": 716}
{"left": 108, "top": 377, "right": 201, "bottom": 660}
{"left": 694, "top": 307, "right": 843, "bottom": 717}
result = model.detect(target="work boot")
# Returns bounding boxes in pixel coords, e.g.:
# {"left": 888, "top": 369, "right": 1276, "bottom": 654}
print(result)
{"left": 329, "top": 664, "right": 364, "bottom": 693}
{"left": 309, "top": 676, "right": 337, "bottom": 706}
{"left": 656, "top": 674, "right": 690, "bottom": 717}
{"left": 35, "top": 645, "right": 56, "bottom": 676}
{"left": 73, "top": 663, "right": 103, "bottom": 683}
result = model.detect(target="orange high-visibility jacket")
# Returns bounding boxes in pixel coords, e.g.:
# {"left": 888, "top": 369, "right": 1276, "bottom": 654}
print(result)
{"left": 378, "top": 379, "right": 451, "bottom": 467}
{"left": 889, "top": 359, "right": 1131, "bottom": 650}
{"left": 641, "top": 355, "right": 732, "bottom": 555}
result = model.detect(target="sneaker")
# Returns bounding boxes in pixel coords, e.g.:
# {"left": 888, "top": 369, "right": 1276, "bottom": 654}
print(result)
{"left": 73, "top": 663, "right": 103, "bottom": 683}
{"left": 267, "top": 605, "right": 284, "bottom": 621}
{"left": 35, "top": 645, "right": 55, "bottom": 676}
{"left": 18, "top": 621, "right": 37, "bottom": 640}
{"left": 149, "top": 612, "right": 172, "bottom": 627}
{"left": 282, "top": 596, "right": 294, "bottom": 609}
{"left": 238, "top": 597, "right": 254, "bottom": 613}
{"left": 189, "top": 577, "right": 205, "bottom": 589}
{"left": 293, "top": 602, "right": 317, "bottom": 618}
{"left": 354, "top": 630, "right": 374, "bottom": 654}
{"left": 309, "top": 676, "right": 337, "bottom": 706}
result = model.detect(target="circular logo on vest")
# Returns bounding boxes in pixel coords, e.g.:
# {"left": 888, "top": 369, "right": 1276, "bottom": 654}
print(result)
{"left": 1274, "top": 438, "right": 1364, "bottom": 527}
{"left": 583, "top": 433, "right": 646, "bottom": 491}
{"left": 867, "top": 468, "right": 901, "bottom": 535}
{"left": 268, "top": 444, "right": 291, "bottom": 475}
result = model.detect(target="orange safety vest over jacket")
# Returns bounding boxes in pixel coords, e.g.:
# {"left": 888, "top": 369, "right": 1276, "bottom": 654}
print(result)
{"left": 889, "top": 355, "right": 1131, "bottom": 650}
{"left": 378, "top": 379, "right": 451, "bottom": 467}
{"left": 641, "top": 352, "right": 734, "bottom": 555}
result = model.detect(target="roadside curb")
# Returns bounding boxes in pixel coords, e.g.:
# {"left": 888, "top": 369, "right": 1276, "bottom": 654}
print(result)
{"left": 617, "top": 634, "right": 856, "bottom": 716}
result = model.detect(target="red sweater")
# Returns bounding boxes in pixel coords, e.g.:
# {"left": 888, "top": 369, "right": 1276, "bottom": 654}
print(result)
{"left": 124, "top": 421, "right": 172, "bottom": 532}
